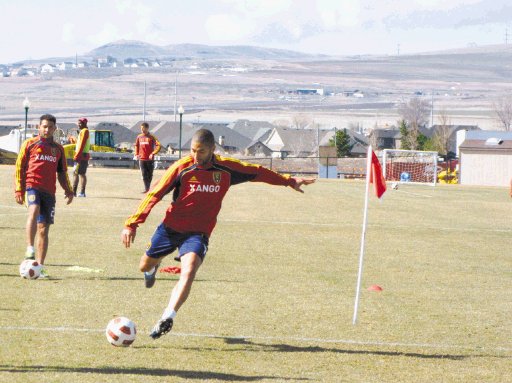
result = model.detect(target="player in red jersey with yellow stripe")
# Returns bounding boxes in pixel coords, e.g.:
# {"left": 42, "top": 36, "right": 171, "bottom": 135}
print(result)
{"left": 134, "top": 122, "right": 161, "bottom": 193}
{"left": 15, "top": 114, "right": 74, "bottom": 278}
{"left": 121, "top": 128, "right": 315, "bottom": 339}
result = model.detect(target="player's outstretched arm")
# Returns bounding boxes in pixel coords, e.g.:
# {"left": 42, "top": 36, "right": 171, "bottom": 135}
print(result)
{"left": 291, "top": 177, "right": 316, "bottom": 193}
{"left": 121, "top": 227, "right": 136, "bottom": 248}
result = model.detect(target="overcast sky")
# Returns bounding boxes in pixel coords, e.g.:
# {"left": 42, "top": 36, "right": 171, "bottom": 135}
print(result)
{"left": 1, "top": 0, "right": 511, "bottom": 63}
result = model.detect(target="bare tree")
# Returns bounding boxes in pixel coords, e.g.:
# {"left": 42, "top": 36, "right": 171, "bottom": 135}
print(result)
{"left": 432, "top": 109, "right": 452, "bottom": 155}
{"left": 291, "top": 114, "right": 313, "bottom": 129}
{"left": 287, "top": 130, "right": 314, "bottom": 156}
{"left": 398, "top": 97, "right": 430, "bottom": 150}
{"left": 493, "top": 96, "right": 512, "bottom": 131}
{"left": 368, "top": 128, "right": 378, "bottom": 149}
{"left": 272, "top": 118, "right": 291, "bottom": 128}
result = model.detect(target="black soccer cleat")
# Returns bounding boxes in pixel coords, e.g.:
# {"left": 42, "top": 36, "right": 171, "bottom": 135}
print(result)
{"left": 144, "top": 265, "right": 159, "bottom": 288}
{"left": 149, "top": 317, "right": 173, "bottom": 339}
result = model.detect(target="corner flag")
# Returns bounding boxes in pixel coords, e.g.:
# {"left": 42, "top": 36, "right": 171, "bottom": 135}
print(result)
{"left": 369, "top": 150, "right": 387, "bottom": 198}
{"left": 352, "top": 146, "right": 386, "bottom": 325}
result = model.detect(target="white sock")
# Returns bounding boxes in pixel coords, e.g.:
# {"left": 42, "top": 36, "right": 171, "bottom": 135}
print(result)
{"left": 145, "top": 266, "right": 155, "bottom": 275}
{"left": 161, "top": 308, "right": 176, "bottom": 320}
{"left": 27, "top": 246, "right": 35, "bottom": 253}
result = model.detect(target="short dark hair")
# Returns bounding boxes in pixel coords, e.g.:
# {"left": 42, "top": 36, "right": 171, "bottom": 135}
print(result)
{"left": 40, "top": 114, "right": 56, "bottom": 124}
{"left": 192, "top": 129, "right": 215, "bottom": 147}
{"left": 141, "top": 122, "right": 149, "bottom": 129}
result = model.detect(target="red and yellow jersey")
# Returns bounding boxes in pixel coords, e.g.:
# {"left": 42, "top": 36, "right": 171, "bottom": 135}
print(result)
{"left": 135, "top": 133, "right": 161, "bottom": 160}
{"left": 125, "top": 154, "right": 296, "bottom": 237}
{"left": 15, "top": 136, "right": 72, "bottom": 195}
{"left": 75, "top": 128, "right": 90, "bottom": 160}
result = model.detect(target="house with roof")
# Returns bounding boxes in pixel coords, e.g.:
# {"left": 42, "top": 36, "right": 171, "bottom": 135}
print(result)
{"left": 369, "top": 128, "right": 401, "bottom": 149}
{"left": 369, "top": 124, "right": 480, "bottom": 154}
{"left": 129, "top": 121, "right": 250, "bottom": 154}
{"left": 188, "top": 123, "right": 251, "bottom": 154}
{"left": 319, "top": 129, "right": 369, "bottom": 157}
{"left": 458, "top": 131, "right": 512, "bottom": 187}
{"left": 130, "top": 120, "right": 195, "bottom": 154}
{"left": 57, "top": 62, "right": 74, "bottom": 71}
{"left": 244, "top": 140, "right": 273, "bottom": 156}
{"left": 229, "top": 119, "right": 274, "bottom": 142}
{"left": 263, "top": 127, "right": 330, "bottom": 158}
{"left": 40, "top": 64, "right": 55, "bottom": 73}
{"left": 429, "top": 124, "right": 480, "bottom": 156}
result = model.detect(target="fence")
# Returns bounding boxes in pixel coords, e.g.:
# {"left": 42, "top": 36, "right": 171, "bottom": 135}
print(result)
{"left": 235, "top": 156, "right": 367, "bottom": 178}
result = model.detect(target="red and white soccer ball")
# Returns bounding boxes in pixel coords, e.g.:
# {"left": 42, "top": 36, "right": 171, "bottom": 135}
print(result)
{"left": 19, "top": 259, "right": 42, "bottom": 279}
{"left": 106, "top": 317, "right": 137, "bottom": 347}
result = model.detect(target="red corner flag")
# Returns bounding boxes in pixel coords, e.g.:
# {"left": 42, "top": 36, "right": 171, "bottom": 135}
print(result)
{"left": 369, "top": 150, "right": 387, "bottom": 198}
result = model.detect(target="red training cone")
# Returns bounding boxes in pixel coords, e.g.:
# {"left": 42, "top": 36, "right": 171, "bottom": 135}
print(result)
{"left": 159, "top": 266, "right": 181, "bottom": 274}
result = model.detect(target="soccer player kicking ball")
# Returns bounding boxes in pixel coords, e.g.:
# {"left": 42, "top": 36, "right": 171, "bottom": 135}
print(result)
{"left": 15, "top": 114, "right": 74, "bottom": 278}
{"left": 121, "top": 129, "right": 315, "bottom": 339}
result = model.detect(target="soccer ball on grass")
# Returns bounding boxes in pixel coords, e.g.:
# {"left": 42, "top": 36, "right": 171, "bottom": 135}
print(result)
{"left": 19, "top": 259, "right": 42, "bottom": 279}
{"left": 105, "top": 317, "right": 137, "bottom": 347}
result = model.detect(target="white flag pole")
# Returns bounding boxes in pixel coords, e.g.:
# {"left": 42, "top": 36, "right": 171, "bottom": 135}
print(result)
{"left": 352, "top": 145, "right": 373, "bottom": 325}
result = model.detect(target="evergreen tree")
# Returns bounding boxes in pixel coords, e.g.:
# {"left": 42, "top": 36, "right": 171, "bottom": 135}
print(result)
{"left": 417, "top": 133, "right": 429, "bottom": 150}
{"left": 329, "top": 128, "right": 353, "bottom": 157}
{"left": 398, "top": 120, "right": 410, "bottom": 150}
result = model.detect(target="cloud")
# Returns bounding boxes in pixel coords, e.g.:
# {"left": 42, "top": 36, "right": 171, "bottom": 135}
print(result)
{"left": 220, "top": 0, "right": 292, "bottom": 17}
{"left": 252, "top": 21, "right": 322, "bottom": 44}
{"left": 62, "top": 23, "right": 76, "bottom": 43}
{"left": 205, "top": 14, "right": 255, "bottom": 42}
{"left": 380, "top": 0, "right": 512, "bottom": 29}
{"left": 316, "top": 0, "right": 361, "bottom": 29}
{"left": 87, "top": 23, "right": 127, "bottom": 46}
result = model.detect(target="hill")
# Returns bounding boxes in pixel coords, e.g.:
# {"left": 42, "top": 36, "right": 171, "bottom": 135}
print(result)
{"left": 87, "top": 39, "right": 325, "bottom": 60}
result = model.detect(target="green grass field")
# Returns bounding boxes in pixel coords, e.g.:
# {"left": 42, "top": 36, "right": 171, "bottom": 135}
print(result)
{"left": 1, "top": 165, "right": 510, "bottom": 383}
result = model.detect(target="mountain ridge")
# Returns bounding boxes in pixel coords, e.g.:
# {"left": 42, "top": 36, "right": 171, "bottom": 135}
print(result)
{"left": 86, "top": 39, "right": 327, "bottom": 60}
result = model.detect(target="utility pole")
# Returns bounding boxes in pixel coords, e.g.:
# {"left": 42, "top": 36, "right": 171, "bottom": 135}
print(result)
{"left": 397, "top": 43, "right": 400, "bottom": 56}
{"left": 143, "top": 80, "right": 147, "bottom": 122}
{"left": 430, "top": 91, "right": 434, "bottom": 128}
{"left": 174, "top": 71, "right": 178, "bottom": 122}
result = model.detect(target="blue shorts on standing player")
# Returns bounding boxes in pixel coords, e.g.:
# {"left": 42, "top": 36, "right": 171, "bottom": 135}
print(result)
{"left": 26, "top": 188, "right": 56, "bottom": 225}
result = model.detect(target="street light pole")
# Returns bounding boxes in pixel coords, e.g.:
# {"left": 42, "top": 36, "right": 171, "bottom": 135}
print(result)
{"left": 178, "top": 105, "right": 184, "bottom": 158}
{"left": 23, "top": 97, "right": 30, "bottom": 141}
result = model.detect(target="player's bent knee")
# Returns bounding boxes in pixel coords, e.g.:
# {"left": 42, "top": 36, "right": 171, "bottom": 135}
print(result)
{"left": 139, "top": 254, "right": 160, "bottom": 272}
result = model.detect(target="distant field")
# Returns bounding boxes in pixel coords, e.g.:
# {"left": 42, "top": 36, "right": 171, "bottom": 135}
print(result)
{"left": 0, "top": 54, "right": 504, "bottom": 130}
{"left": 0, "top": 165, "right": 511, "bottom": 382}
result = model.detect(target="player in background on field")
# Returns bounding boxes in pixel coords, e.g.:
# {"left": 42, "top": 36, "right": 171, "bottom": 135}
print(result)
{"left": 72, "top": 117, "right": 90, "bottom": 197}
{"left": 134, "top": 122, "right": 161, "bottom": 193}
{"left": 15, "top": 114, "right": 74, "bottom": 278}
{"left": 121, "top": 128, "right": 315, "bottom": 339}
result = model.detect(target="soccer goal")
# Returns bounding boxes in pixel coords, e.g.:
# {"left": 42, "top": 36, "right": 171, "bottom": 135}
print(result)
{"left": 382, "top": 149, "right": 438, "bottom": 186}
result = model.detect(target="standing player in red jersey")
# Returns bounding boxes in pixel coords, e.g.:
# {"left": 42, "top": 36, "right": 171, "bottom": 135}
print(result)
{"left": 121, "top": 129, "right": 315, "bottom": 339}
{"left": 134, "top": 122, "right": 161, "bottom": 193}
{"left": 15, "top": 114, "right": 74, "bottom": 278}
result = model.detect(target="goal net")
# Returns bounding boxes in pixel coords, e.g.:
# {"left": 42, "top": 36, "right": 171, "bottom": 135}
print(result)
{"left": 382, "top": 149, "right": 438, "bottom": 186}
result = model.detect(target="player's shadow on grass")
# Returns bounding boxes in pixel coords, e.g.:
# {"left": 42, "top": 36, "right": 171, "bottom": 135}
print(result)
{"left": 212, "top": 337, "right": 495, "bottom": 361}
{"left": 93, "top": 195, "right": 143, "bottom": 201}
{"left": 0, "top": 365, "right": 307, "bottom": 381}
{"left": 0, "top": 262, "right": 77, "bottom": 267}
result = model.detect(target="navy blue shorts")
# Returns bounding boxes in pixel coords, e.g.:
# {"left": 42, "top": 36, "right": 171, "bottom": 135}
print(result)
{"left": 26, "top": 188, "right": 56, "bottom": 224}
{"left": 146, "top": 223, "right": 209, "bottom": 261}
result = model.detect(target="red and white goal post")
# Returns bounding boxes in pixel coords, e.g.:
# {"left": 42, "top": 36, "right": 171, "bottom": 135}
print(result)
{"left": 382, "top": 149, "right": 439, "bottom": 186}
